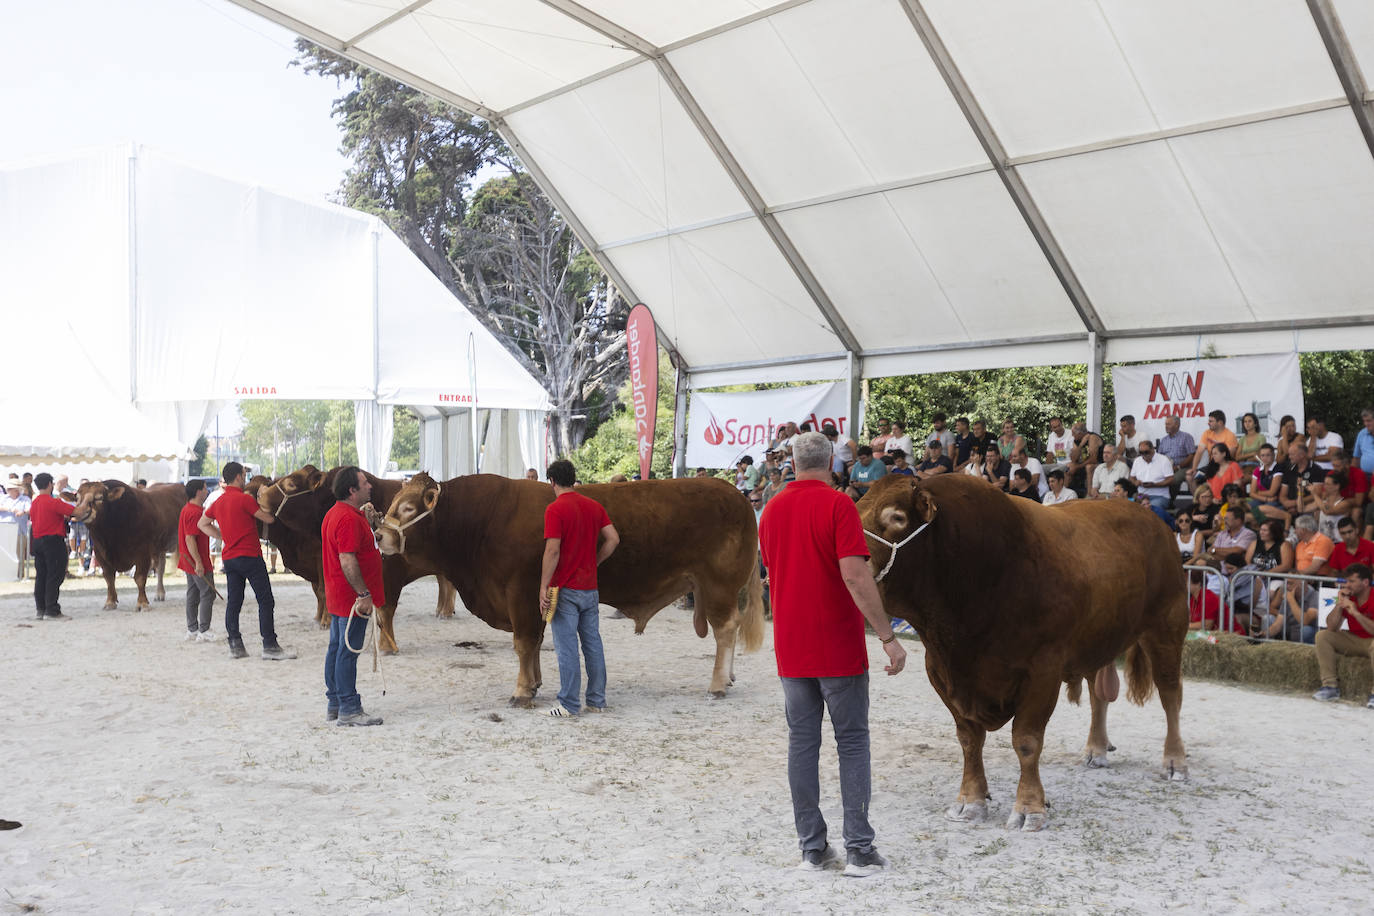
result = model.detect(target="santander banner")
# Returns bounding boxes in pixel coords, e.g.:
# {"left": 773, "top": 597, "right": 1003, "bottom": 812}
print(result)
{"left": 625, "top": 304, "right": 658, "bottom": 481}
{"left": 1113, "top": 352, "right": 1302, "bottom": 446}
{"left": 686, "top": 382, "right": 853, "bottom": 469}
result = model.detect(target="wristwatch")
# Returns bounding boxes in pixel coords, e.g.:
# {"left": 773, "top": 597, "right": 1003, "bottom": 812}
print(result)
{"left": 356, "top": 590, "right": 370, "bottom": 598}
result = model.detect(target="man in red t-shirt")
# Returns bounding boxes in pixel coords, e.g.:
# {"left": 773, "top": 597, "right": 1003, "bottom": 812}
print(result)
{"left": 199, "top": 462, "right": 294, "bottom": 661}
{"left": 321, "top": 466, "right": 386, "bottom": 726}
{"left": 758, "top": 432, "right": 907, "bottom": 878}
{"left": 1329, "top": 517, "right": 1374, "bottom": 574}
{"left": 539, "top": 459, "right": 619, "bottom": 718}
{"left": 1313, "top": 562, "right": 1374, "bottom": 708}
{"left": 178, "top": 479, "right": 217, "bottom": 641}
{"left": 30, "top": 472, "right": 75, "bottom": 620}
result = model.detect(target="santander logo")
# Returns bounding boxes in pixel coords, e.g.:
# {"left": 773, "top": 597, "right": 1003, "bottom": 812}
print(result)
{"left": 703, "top": 412, "right": 725, "bottom": 446}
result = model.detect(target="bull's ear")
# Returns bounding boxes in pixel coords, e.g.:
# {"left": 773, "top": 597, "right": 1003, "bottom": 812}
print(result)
{"left": 108, "top": 486, "right": 126, "bottom": 501}
{"left": 422, "top": 484, "right": 439, "bottom": 510}
{"left": 307, "top": 469, "right": 325, "bottom": 490}
{"left": 913, "top": 488, "right": 937, "bottom": 525}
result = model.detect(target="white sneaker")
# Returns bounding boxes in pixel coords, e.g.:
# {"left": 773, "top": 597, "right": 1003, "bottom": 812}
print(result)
{"left": 185, "top": 630, "right": 199, "bottom": 642}
{"left": 197, "top": 630, "right": 219, "bottom": 642}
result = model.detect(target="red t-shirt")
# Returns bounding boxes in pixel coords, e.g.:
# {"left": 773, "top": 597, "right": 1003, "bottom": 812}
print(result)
{"left": 30, "top": 493, "right": 73, "bottom": 538}
{"left": 204, "top": 486, "right": 262, "bottom": 560}
{"left": 1330, "top": 537, "right": 1374, "bottom": 572}
{"left": 1343, "top": 591, "right": 1374, "bottom": 640}
{"left": 1340, "top": 467, "right": 1369, "bottom": 500}
{"left": 543, "top": 491, "right": 612, "bottom": 590}
{"left": 321, "top": 501, "right": 385, "bottom": 617}
{"left": 1190, "top": 587, "right": 1244, "bottom": 634}
{"left": 177, "top": 503, "right": 213, "bottom": 575}
{"left": 758, "top": 479, "right": 871, "bottom": 677}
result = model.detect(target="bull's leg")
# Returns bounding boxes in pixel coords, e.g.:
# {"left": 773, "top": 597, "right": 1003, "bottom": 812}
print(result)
{"left": 1146, "top": 638, "right": 1188, "bottom": 781}
{"left": 1007, "top": 679, "right": 1060, "bottom": 832}
{"left": 153, "top": 554, "right": 166, "bottom": 602}
{"left": 312, "top": 581, "right": 328, "bottom": 628}
{"left": 436, "top": 576, "right": 457, "bottom": 619}
{"left": 376, "top": 603, "right": 400, "bottom": 656}
{"left": 707, "top": 614, "right": 740, "bottom": 698}
{"left": 133, "top": 560, "right": 152, "bottom": 610}
{"left": 1083, "top": 687, "right": 1112, "bottom": 768}
{"left": 510, "top": 626, "right": 544, "bottom": 708}
{"left": 946, "top": 716, "right": 991, "bottom": 823}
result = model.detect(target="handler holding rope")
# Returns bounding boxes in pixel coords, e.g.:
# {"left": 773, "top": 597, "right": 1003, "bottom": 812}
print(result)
{"left": 321, "top": 467, "right": 385, "bottom": 727}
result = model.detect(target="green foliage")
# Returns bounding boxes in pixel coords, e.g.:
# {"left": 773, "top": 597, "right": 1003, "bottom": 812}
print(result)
{"left": 568, "top": 352, "right": 676, "bottom": 482}
{"left": 1298, "top": 350, "right": 1374, "bottom": 443}
{"left": 189, "top": 435, "right": 209, "bottom": 476}
{"left": 391, "top": 408, "right": 420, "bottom": 470}
{"left": 237, "top": 400, "right": 357, "bottom": 474}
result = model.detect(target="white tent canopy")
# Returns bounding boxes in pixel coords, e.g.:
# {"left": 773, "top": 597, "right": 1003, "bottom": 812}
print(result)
{"left": 0, "top": 144, "right": 550, "bottom": 476}
{"left": 229, "top": 0, "right": 1374, "bottom": 391}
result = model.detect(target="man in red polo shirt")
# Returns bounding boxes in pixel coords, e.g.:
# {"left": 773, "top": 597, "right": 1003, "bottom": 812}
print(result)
{"left": 1329, "top": 517, "right": 1374, "bottom": 574}
{"left": 1313, "top": 562, "right": 1374, "bottom": 708}
{"left": 199, "top": 462, "right": 294, "bottom": 661}
{"left": 758, "top": 432, "right": 907, "bottom": 878}
{"left": 539, "top": 459, "right": 619, "bottom": 718}
{"left": 30, "top": 472, "right": 74, "bottom": 620}
{"left": 178, "top": 479, "right": 217, "bottom": 641}
{"left": 321, "top": 466, "right": 385, "bottom": 726}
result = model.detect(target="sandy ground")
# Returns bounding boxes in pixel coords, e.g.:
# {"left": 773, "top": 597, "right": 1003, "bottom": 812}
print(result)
{"left": 3, "top": 572, "right": 1372, "bottom": 915}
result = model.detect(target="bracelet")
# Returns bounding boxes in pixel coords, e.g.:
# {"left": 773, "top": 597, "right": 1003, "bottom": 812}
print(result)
{"left": 356, "top": 590, "right": 369, "bottom": 598}
{"left": 880, "top": 632, "right": 898, "bottom": 645}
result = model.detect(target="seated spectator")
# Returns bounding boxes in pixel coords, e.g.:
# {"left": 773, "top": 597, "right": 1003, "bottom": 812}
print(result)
{"left": 1066, "top": 422, "right": 1103, "bottom": 496}
{"left": 761, "top": 466, "right": 787, "bottom": 505}
{"left": 1247, "top": 443, "right": 1288, "bottom": 525}
{"left": 1175, "top": 511, "right": 1204, "bottom": 561}
{"left": 1201, "top": 443, "right": 1244, "bottom": 501}
{"left": 1190, "top": 410, "right": 1239, "bottom": 481}
{"left": 888, "top": 449, "right": 914, "bottom": 477}
{"left": 1312, "top": 563, "right": 1374, "bottom": 706}
{"left": 1235, "top": 412, "right": 1266, "bottom": 468}
{"left": 1009, "top": 448, "right": 1048, "bottom": 499}
{"left": 1118, "top": 478, "right": 1173, "bottom": 527}
{"left": 1262, "top": 578, "right": 1320, "bottom": 643}
{"left": 846, "top": 445, "right": 887, "bottom": 501}
{"left": 1009, "top": 468, "right": 1040, "bottom": 502}
{"left": 879, "top": 454, "right": 895, "bottom": 468}
{"left": 970, "top": 420, "right": 995, "bottom": 462}
{"left": 1043, "top": 416, "right": 1072, "bottom": 470}
{"left": 1188, "top": 564, "right": 1243, "bottom": 633}
{"left": 1117, "top": 414, "right": 1143, "bottom": 462}
{"left": 822, "top": 425, "right": 855, "bottom": 475}
{"left": 926, "top": 414, "right": 954, "bottom": 458}
{"left": 1157, "top": 415, "right": 1197, "bottom": 501}
{"left": 1306, "top": 415, "right": 1343, "bottom": 471}
{"left": 960, "top": 439, "right": 985, "bottom": 479}
{"left": 1246, "top": 518, "right": 1294, "bottom": 621}
{"left": 1354, "top": 407, "right": 1374, "bottom": 477}
{"left": 1275, "top": 414, "right": 1301, "bottom": 462}
{"left": 735, "top": 455, "right": 761, "bottom": 494}
{"left": 1215, "top": 483, "right": 1248, "bottom": 530}
{"left": 868, "top": 419, "right": 892, "bottom": 457}
{"left": 951, "top": 417, "right": 974, "bottom": 472}
{"left": 1212, "top": 504, "right": 1257, "bottom": 557}
{"left": 1293, "top": 514, "right": 1334, "bottom": 577}
{"left": 1089, "top": 443, "right": 1129, "bottom": 499}
{"left": 886, "top": 422, "right": 914, "bottom": 463}
{"left": 1129, "top": 438, "right": 1173, "bottom": 510}
{"left": 694, "top": 467, "right": 710, "bottom": 478}
{"left": 979, "top": 444, "right": 1011, "bottom": 490}
{"left": 1329, "top": 516, "right": 1374, "bottom": 573}
{"left": 1279, "top": 441, "right": 1325, "bottom": 517}
{"left": 914, "top": 441, "right": 952, "bottom": 480}
{"left": 1043, "top": 468, "right": 1077, "bottom": 505}
{"left": 1311, "top": 472, "right": 1354, "bottom": 543}
{"left": 1329, "top": 450, "right": 1367, "bottom": 519}
{"left": 998, "top": 420, "right": 1027, "bottom": 461}
{"left": 1188, "top": 487, "right": 1220, "bottom": 537}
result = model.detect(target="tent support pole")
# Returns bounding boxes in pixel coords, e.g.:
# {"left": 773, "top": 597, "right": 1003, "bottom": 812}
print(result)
{"left": 846, "top": 352, "right": 862, "bottom": 442}
{"left": 1085, "top": 332, "right": 1105, "bottom": 435}
{"left": 673, "top": 370, "right": 689, "bottom": 479}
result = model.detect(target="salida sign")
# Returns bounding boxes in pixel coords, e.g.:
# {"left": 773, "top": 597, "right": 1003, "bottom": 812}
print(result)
{"left": 686, "top": 382, "right": 851, "bottom": 468}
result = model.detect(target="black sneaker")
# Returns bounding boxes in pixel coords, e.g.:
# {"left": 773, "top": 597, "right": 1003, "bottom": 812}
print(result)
{"left": 843, "top": 848, "right": 889, "bottom": 878}
{"left": 42, "top": 612, "right": 70, "bottom": 621}
{"left": 261, "top": 644, "right": 297, "bottom": 661}
{"left": 228, "top": 638, "right": 249, "bottom": 659}
{"left": 326, "top": 708, "right": 339, "bottom": 722}
{"left": 797, "top": 845, "right": 839, "bottom": 871}
{"left": 337, "top": 710, "right": 383, "bottom": 727}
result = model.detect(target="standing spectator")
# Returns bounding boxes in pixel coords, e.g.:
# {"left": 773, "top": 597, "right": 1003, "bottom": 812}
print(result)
{"left": 1044, "top": 417, "right": 1072, "bottom": 471}
{"left": 886, "top": 422, "right": 914, "bottom": 464}
{"left": 1279, "top": 441, "right": 1325, "bottom": 518}
{"left": 923, "top": 415, "right": 952, "bottom": 459}
{"left": 998, "top": 420, "right": 1027, "bottom": 461}
{"left": 1189, "top": 411, "right": 1239, "bottom": 479}
{"left": 525, "top": 468, "right": 539, "bottom": 481}
{"left": 322, "top": 467, "right": 386, "bottom": 727}
{"left": 539, "top": 459, "right": 620, "bottom": 718}
{"left": 868, "top": 420, "right": 892, "bottom": 457}
{"left": 846, "top": 446, "right": 887, "bottom": 501}
{"left": 1352, "top": 408, "right": 1374, "bottom": 477}
{"left": 20, "top": 472, "right": 35, "bottom": 498}
{"left": 1306, "top": 416, "right": 1343, "bottom": 471}
{"left": 736, "top": 456, "right": 761, "bottom": 495}
{"left": 1235, "top": 412, "right": 1266, "bottom": 468}
{"left": 1089, "top": 443, "right": 1130, "bottom": 499}
{"left": 913, "top": 441, "right": 951, "bottom": 480}
{"left": 950, "top": 417, "right": 974, "bottom": 472}
{"left": 1292, "top": 515, "right": 1334, "bottom": 577}
{"left": 1009, "top": 468, "right": 1040, "bottom": 502}
{"left": 694, "top": 468, "right": 710, "bottom": 478}
{"left": 199, "top": 462, "right": 295, "bottom": 661}
{"left": 1330, "top": 516, "right": 1374, "bottom": 573}
{"left": 1, "top": 478, "right": 31, "bottom": 575}
{"left": 887, "top": 449, "right": 914, "bottom": 477}
{"left": 1043, "top": 468, "right": 1077, "bottom": 505}
{"left": 178, "top": 479, "right": 217, "bottom": 642}
{"left": 1009, "top": 448, "right": 1048, "bottom": 499}
{"left": 29, "top": 472, "right": 73, "bottom": 620}
{"left": 1158, "top": 415, "right": 1197, "bottom": 501}
{"left": 1130, "top": 439, "right": 1173, "bottom": 511}
{"left": 822, "top": 425, "right": 855, "bottom": 476}
{"left": 979, "top": 443, "right": 1011, "bottom": 491}
{"left": 1117, "top": 415, "right": 1143, "bottom": 462}
{"left": 1203, "top": 443, "right": 1244, "bottom": 501}
{"left": 757, "top": 431, "right": 906, "bottom": 876}
{"left": 1312, "top": 563, "right": 1374, "bottom": 707}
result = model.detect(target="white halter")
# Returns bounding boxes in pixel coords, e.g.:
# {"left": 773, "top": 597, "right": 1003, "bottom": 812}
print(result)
{"left": 863, "top": 521, "right": 931, "bottom": 582}
{"left": 269, "top": 480, "right": 304, "bottom": 517}
{"left": 378, "top": 483, "right": 442, "bottom": 554}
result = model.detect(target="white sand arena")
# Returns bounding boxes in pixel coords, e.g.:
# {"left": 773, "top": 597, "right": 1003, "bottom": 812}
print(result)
{"left": 4, "top": 574, "right": 1372, "bottom": 914}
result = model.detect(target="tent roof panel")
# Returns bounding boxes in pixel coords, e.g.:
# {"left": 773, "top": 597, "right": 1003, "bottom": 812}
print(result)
{"left": 576, "top": 0, "right": 792, "bottom": 48}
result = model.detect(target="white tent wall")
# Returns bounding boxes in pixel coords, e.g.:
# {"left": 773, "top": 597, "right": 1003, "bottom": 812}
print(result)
{"left": 415, "top": 407, "right": 546, "bottom": 480}
{"left": 353, "top": 401, "right": 395, "bottom": 478}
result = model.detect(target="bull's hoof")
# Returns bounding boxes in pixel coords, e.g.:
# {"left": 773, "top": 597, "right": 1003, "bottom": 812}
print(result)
{"left": 708, "top": 689, "right": 727, "bottom": 700}
{"left": 508, "top": 696, "right": 536, "bottom": 709}
{"left": 137, "top": 603, "right": 151, "bottom": 612}
{"left": 1083, "top": 749, "right": 1110, "bottom": 768}
{"left": 944, "top": 802, "right": 988, "bottom": 823}
{"left": 1163, "top": 760, "right": 1189, "bottom": 782}
{"left": 382, "top": 648, "right": 399, "bottom": 657}
{"left": 102, "top": 601, "right": 118, "bottom": 611}
{"left": 1006, "top": 810, "right": 1049, "bottom": 832}
{"left": 155, "top": 589, "right": 166, "bottom": 601}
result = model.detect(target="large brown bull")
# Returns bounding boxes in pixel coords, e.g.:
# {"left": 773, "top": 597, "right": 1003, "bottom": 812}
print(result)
{"left": 257, "top": 466, "right": 456, "bottom": 653}
{"left": 71, "top": 481, "right": 187, "bottom": 610}
{"left": 377, "top": 472, "right": 766, "bottom": 705}
{"left": 857, "top": 473, "right": 1188, "bottom": 831}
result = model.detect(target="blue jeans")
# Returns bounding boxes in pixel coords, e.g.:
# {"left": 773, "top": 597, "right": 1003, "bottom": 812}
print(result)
{"left": 550, "top": 587, "right": 605, "bottom": 714}
{"left": 223, "top": 555, "right": 276, "bottom": 645}
{"left": 325, "top": 613, "right": 369, "bottom": 715}
{"left": 781, "top": 673, "right": 875, "bottom": 854}
{"left": 1146, "top": 495, "right": 1170, "bottom": 512}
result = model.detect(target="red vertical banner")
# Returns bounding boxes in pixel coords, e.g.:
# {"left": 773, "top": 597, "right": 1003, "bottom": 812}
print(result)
{"left": 626, "top": 303, "right": 658, "bottom": 481}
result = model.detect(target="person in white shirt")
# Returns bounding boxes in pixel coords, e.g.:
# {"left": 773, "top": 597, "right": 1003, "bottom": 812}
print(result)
{"left": 1129, "top": 439, "right": 1174, "bottom": 511}
{"left": 1088, "top": 443, "right": 1130, "bottom": 499}
{"left": 1044, "top": 416, "right": 1072, "bottom": 471}
{"left": 1306, "top": 416, "right": 1343, "bottom": 471}
{"left": 1117, "top": 414, "right": 1144, "bottom": 462}
{"left": 886, "top": 422, "right": 914, "bottom": 464}
{"left": 1009, "top": 448, "right": 1048, "bottom": 498}
{"left": 1042, "top": 468, "right": 1078, "bottom": 506}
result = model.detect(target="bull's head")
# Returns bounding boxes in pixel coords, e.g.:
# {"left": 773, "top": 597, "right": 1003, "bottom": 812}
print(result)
{"left": 72, "top": 480, "right": 126, "bottom": 525}
{"left": 378, "top": 472, "right": 440, "bottom": 557}
{"left": 857, "top": 475, "right": 937, "bottom": 580}
{"left": 257, "top": 465, "right": 324, "bottom": 519}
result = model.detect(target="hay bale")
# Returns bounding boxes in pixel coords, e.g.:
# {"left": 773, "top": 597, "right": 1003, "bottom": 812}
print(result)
{"left": 1181, "top": 632, "right": 1374, "bottom": 701}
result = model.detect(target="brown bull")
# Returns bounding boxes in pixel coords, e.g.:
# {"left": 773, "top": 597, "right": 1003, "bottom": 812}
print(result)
{"left": 72, "top": 480, "right": 187, "bottom": 610}
{"left": 257, "top": 466, "right": 457, "bottom": 653}
{"left": 858, "top": 473, "right": 1188, "bottom": 831}
{"left": 377, "top": 472, "right": 766, "bottom": 705}
{"left": 244, "top": 471, "right": 328, "bottom": 621}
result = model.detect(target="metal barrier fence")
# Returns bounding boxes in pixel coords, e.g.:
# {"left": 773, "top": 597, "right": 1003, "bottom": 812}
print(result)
{"left": 1185, "top": 564, "right": 1344, "bottom": 643}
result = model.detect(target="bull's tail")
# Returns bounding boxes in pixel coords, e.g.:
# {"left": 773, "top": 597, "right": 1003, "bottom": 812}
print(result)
{"left": 738, "top": 560, "right": 766, "bottom": 654}
{"left": 1065, "top": 678, "right": 1084, "bottom": 705}
{"left": 1124, "top": 642, "right": 1155, "bottom": 706}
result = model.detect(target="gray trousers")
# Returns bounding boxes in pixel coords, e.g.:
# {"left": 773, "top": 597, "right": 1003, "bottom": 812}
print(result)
{"left": 185, "top": 573, "right": 215, "bottom": 632}
{"left": 781, "top": 673, "right": 875, "bottom": 854}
